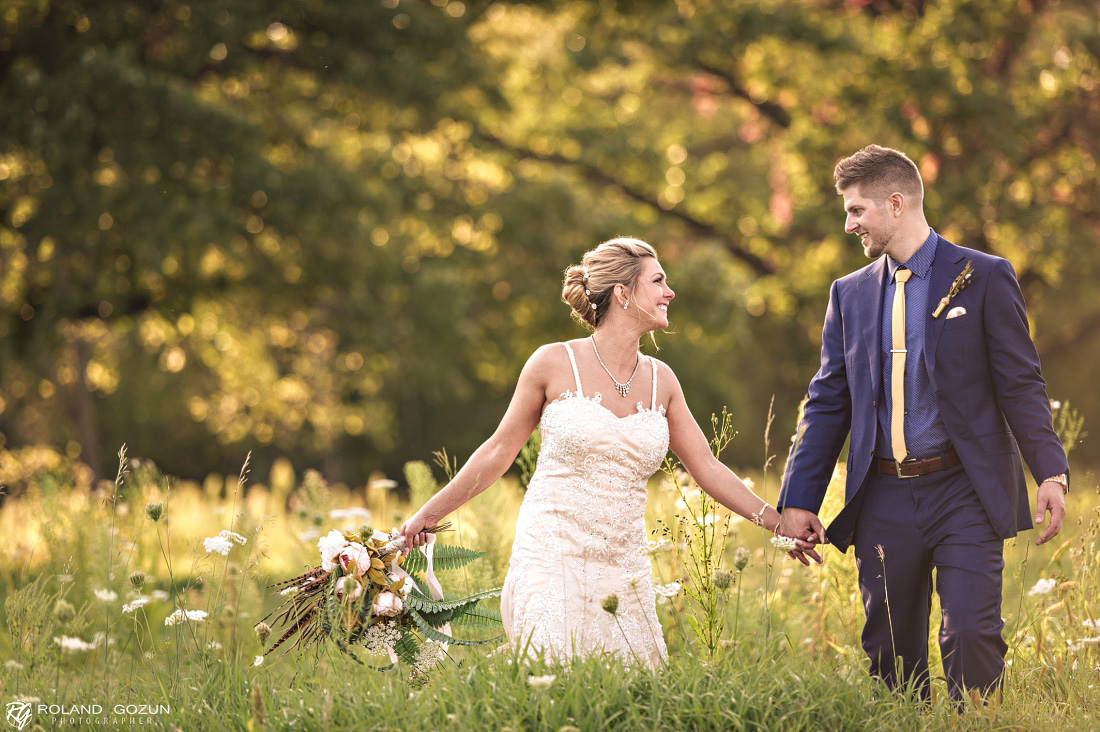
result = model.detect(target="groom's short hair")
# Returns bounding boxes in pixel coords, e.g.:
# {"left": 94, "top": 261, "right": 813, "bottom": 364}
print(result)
{"left": 834, "top": 145, "right": 923, "bottom": 204}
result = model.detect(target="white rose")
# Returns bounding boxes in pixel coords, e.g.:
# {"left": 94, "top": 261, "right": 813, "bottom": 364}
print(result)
{"left": 372, "top": 591, "right": 403, "bottom": 617}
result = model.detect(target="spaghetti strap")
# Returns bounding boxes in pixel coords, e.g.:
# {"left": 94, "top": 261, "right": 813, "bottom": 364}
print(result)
{"left": 562, "top": 342, "right": 584, "bottom": 397}
{"left": 650, "top": 356, "right": 658, "bottom": 411}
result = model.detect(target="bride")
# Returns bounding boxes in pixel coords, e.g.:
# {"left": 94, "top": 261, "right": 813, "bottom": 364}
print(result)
{"left": 401, "top": 237, "right": 819, "bottom": 667}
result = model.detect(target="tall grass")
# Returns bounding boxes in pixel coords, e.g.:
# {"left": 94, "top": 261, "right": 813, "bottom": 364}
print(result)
{"left": 1, "top": 425, "right": 1098, "bottom": 731}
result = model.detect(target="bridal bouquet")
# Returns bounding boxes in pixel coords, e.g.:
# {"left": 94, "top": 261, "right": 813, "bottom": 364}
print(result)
{"left": 259, "top": 523, "right": 503, "bottom": 668}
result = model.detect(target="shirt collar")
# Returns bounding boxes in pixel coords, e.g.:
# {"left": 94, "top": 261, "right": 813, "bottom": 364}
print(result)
{"left": 887, "top": 228, "right": 937, "bottom": 281}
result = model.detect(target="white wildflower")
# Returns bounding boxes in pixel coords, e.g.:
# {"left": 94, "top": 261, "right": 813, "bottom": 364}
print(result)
{"left": 208, "top": 641, "right": 222, "bottom": 650}
{"left": 219, "top": 529, "right": 248, "bottom": 545}
{"left": 675, "top": 498, "right": 689, "bottom": 510}
{"left": 122, "top": 597, "right": 150, "bottom": 614}
{"left": 318, "top": 529, "right": 348, "bottom": 572}
{"left": 253, "top": 655, "right": 265, "bottom": 667}
{"left": 1027, "top": 578, "right": 1058, "bottom": 596}
{"left": 528, "top": 674, "right": 556, "bottom": 688}
{"left": 413, "top": 640, "right": 445, "bottom": 674}
{"left": 770, "top": 535, "right": 799, "bottom": 552}
{"left": 203, "top": 535, "right": 233, "bottom": 556}
{"left": 369, "top": 478, "right": 399, "bottom": 491}
{"left": 94, "top": 588, "right": 118, "bottom": 602}
{"left": 54, "top": 636, "right": 97, "bottom": 653}
{"left": 329, "top": 507, "right": 372, "bottom": 523}
{"left": 696, "top": 513, "right": 720, "bottom": 526}
{"left": 363, "top": 619, "right": 402, "bottom": 655}
{"left": 620, "top": 571, "right": 647, "bottom": 589}
{"left": 298, "top": 528, "right": 321, "bottom": 541}
{"left": 164, "top": 609, "right": 209, "bottom": 626}
{"left": 151, "top": 589, "right": 170, "bottom": 601}
{"left": 647, "top": 538, "right": 672, "bottom": 553}
{"left": 56, "top": 574, "right": 73, "bottom": 583}
{"left": 5, "top": 660, "right": 25, "bottom": 670}
{"left": 654, "top": 582, "right": 682, "bottom": 598}
{"left": 1083, "top": 619, "right": 1100, "bottom": 632}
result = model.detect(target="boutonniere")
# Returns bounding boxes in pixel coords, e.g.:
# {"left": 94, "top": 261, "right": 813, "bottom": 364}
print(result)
{"left": 932, "top": 260, "right": 976, "bottom": 318}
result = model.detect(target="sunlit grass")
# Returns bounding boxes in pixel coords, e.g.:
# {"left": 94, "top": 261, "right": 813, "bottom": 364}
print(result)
{"left": 2, "top": 446, "right": 1099, "bottom": 730}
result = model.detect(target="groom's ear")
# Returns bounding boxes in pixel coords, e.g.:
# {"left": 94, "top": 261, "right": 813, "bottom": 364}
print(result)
{"left": 887, "top": 192, "right": 906, "bottom": 217}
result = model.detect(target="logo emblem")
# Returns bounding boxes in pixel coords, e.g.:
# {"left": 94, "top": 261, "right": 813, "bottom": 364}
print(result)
{"left": 5, "top": 702, "right": 32, "bottom": 731}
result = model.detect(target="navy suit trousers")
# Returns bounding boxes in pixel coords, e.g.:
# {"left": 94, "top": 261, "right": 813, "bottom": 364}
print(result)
{"left": 853, "top": 461, "right": 1007, "bottom": 701}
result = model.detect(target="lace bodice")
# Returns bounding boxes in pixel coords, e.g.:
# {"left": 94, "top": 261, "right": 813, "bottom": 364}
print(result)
{"left": 500, "top": 342, "right": 670, "bottom": 667}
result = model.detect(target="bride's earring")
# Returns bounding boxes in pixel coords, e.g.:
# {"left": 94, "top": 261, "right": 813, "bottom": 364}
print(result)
{"left": 623, "top": 302, "right": 629, "bottom": 310}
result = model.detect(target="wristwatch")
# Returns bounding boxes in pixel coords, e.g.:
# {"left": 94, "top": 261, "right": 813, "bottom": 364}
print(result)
{"left": 1043, "top": 473, "right": 1069, "bottom": 495}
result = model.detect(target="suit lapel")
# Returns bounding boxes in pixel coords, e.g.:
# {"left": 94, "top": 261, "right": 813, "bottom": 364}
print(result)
{"left": 858, "top": 257, "right": 888, "bottom": 401}
{"left": 924, "top": 235, "right": 967, "bottom": 380}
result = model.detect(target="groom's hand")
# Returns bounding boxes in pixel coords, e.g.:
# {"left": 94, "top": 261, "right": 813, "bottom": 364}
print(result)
{"left": 778, "top": 506, "right": 828, "bottom": 547}
{"left": 777, "top": 506, "right": 827, "bottom": 566}
{"left": 1034, "top": 480, "right": 1066, "bottom": 546}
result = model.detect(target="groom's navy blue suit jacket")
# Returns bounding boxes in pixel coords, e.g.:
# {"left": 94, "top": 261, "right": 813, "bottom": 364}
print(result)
{"left": 779, "top": 233, "right": 1068, "bottom": 551}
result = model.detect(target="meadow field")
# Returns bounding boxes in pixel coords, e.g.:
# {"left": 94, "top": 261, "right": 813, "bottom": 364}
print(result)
{"left": 2, "top": 423, "right": 1098, "bottom": 732}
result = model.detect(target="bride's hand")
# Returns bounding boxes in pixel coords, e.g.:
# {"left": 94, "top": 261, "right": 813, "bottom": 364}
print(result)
{"left": 400, "top": 511, "right": 435, "bottom": 553}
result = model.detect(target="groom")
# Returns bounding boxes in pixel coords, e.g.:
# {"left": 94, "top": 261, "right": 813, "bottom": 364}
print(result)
{"left": 778, "top": 145, "right": 1068, "bottom": 701}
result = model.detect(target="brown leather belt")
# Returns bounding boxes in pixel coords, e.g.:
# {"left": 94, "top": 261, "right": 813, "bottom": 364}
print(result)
{"left": 877, "top": 449, "right": 961, "bottom": 478}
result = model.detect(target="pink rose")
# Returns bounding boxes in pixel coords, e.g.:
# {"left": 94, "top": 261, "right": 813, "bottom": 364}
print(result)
{"left": 372, "top": 591, "right": 403, "bottom": 617}
{"left": 335, "top": 576, "right": 363, "bottom": 603}
{"left": 338, "top": 543, "right": 371, "bottom": 576}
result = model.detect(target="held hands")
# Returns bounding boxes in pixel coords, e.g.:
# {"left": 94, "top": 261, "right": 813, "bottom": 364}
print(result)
{"left": 1034, "top": 480, "right": 1066, "bottom": 546}
{"left": 776, "top": 506, "right": 828, "bottom": 566}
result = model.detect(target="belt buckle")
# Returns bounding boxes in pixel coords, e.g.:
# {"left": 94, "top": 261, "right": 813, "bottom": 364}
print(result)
{"left": 895, "top": 459, "right": 918, "bottom": 479}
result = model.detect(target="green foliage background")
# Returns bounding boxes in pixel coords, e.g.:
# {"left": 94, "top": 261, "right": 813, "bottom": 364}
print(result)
{"left": 1, "top": 0, "right": 1097, "bottom": 488}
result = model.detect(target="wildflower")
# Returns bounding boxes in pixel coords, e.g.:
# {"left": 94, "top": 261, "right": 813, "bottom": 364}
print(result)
{"left": 318, "top": 530, "right": 347, "bottom": 572}
{"left": 5, "top": 660, "right": 24, "bottom": 670}
{"left": 145, "top": 501, "right": 163, "bottom": 522}
{"left": 733, "top": 547, "right": 750, "bottom": 571}
{"left": 164, "top": 609, "right": 209, "bottom": 626}
{"left": 711, "top": 570, "right": 733, "bottom": 590}
{"left": 150, "top": 589, "right": 170, "bottom": 601}
{"left": 770, "top": 535, "right": 799, "bottom": 552}
{"left": 94, "top": 588, "right": 118, "bottom": 602}
{"left": 696, "top": 513, "right": 720, "bottom": 527}
{"left": 208, "top": 641, "right": 222, "bottom": 650}
{"left": 122, "top": 597, "right": 150, "bottom": 614}
{"left": 203, "top": 535, "right": 234, "bottom": 556}
{"left": 528, "top": 674, "right": 556, "bottom": 688}
{"left": 129, "top": 571, "right": 146, "bottom": 590}
{"left": 369, "top": 478, "right": 399, "bottom": 491}
{"left": 253, "top": 655, "right": 265, "bottom": 667}
{"left": 255, "top": 622, "right": 272, "bottom": 644}
{"left": 54, "top": 636, "right": 97, "bottom": 653}
{"left": 1027, "top": 578, "right": 1058, "bottom": 596}
{"left": 53, "top": 599, "right": 76, "bottom": 624}
{"left": 654, "top": 581, "right": 682, "bottom": 598}
{"left": 601, "top": 594, "right": 619, "bottom": 614}
{"left": 646, "top": 538, "right": 672, "bottom": 553}
{"left": 329, "top": 507, "right": 372, "bottom": 523}
{"left": 620, "top": 571, "right": 646, "bottom": 589}
{"left": 412, "top": 639, "right": 445, "bottom": 674}
{"left": 363, "top": 619, "right": 402, "bottom": 655}
{"left": 298, "top": 528, "right": 321, "bottom": 541}
{"left": 1084, "top": 620, "right": 1100, "bottom": 632}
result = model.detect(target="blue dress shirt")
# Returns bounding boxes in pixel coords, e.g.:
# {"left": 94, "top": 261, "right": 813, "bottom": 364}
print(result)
{"left": 878, "top": 230, "right": 952, "bottom": 459}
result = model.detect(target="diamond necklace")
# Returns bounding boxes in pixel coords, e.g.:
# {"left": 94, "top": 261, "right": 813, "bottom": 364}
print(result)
{"left": 590, "top": 336, "right": 640, "bottom": 398}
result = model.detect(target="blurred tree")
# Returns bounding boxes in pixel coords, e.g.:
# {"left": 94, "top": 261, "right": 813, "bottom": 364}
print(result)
{"left": 1, "top": 0, "right": 1096, "bottom": 491}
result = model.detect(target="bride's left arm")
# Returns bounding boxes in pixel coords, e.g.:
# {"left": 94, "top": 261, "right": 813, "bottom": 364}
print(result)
{"left": 663, "top": 364, "right": 821, "bottom": 564}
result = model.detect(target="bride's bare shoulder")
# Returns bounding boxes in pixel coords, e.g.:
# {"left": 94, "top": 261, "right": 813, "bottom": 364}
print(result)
{"left": 524, "top": 341, "right": 576, "bottom": 373}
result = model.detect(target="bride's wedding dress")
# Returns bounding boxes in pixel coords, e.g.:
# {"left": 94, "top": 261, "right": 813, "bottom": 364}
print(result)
{"left": 501, "top": 341, "right": 669, "bottom": 667}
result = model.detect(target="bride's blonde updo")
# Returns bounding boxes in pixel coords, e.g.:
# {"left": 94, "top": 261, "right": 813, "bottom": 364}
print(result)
{"left": 562, "top": 237, "right": 658, "bottom": 329}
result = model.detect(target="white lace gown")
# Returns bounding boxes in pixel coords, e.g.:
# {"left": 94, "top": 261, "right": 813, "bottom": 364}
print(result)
{"left": 501, "top": 342, "right": 669, "bottom": 667}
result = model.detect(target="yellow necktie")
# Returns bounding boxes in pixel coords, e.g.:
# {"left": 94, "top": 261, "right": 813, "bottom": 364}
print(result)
{"left": 890, "top": 268, "right": 912, "bottom": 462}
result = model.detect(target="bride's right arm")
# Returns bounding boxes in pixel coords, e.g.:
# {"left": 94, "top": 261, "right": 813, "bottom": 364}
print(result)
{"left": 400, "top": 345, "right": 556, "bottom": 549}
